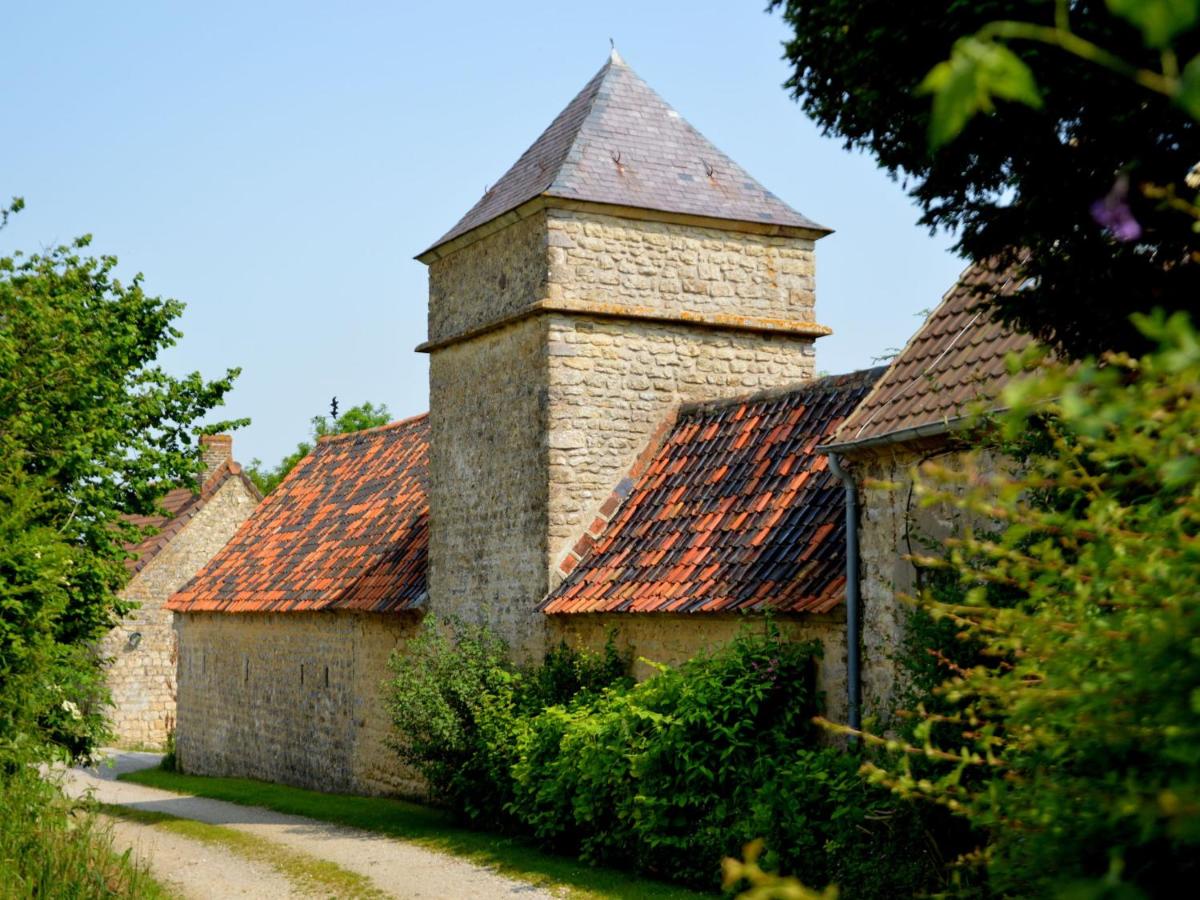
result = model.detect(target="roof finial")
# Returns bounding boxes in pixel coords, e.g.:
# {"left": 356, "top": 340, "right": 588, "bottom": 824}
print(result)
{"left": 608, "top": 40, "right": 624, "bottom": 66}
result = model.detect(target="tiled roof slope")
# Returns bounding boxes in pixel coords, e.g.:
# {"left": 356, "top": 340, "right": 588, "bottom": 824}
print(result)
{"left": 425, "top": 50, "right": 826, "bottom": 253}
{"left": 167, "top": 415, "right": 429, "bottom": 614}
{"left": 828, "top": 261, "right": 1034, "bottom": 449}
{"left": 541, "top": 369, "right": 883, "bottom": 616}
{"left": 124, "top": 462, "right": 261, "bottom": 575}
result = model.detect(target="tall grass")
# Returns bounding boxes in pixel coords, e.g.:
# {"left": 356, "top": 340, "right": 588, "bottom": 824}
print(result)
{"left": 0, "top": 769, "right": 168, "bottom": 899}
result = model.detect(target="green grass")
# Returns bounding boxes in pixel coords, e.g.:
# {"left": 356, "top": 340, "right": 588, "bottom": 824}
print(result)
{"left": 121, "top": 766, "right": 714, "bottom": 900}
{"left": 98, "top": 804, "right": 384, "bottom": 898}
{"left": 0, "top": 771, "right": 175, "bottom": 900}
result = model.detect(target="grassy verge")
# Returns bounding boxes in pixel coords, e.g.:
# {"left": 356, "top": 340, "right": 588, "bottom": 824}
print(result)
{"left": 98, "top": 804, "right": 383, "bottom": 899}
{"left": 0, "top": 772, "right": 174, "bottom": 900}
{"left": 121, "top": 766, "right": 714, "bottom": 900}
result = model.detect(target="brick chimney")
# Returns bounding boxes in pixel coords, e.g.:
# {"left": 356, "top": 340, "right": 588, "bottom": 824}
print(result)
{"left": 199, "top": 434, "right": 233, "bottom": 485}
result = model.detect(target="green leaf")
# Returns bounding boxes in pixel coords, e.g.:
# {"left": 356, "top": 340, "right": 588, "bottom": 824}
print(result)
{"left": 1178, "top": 55, "right": 1200, "bottom": 120}
{"left": 920, "top": 37, "right": 1043, "bottom": 147}
{"left": 1107, "top": 0, "right": 1199, "bottom": 49}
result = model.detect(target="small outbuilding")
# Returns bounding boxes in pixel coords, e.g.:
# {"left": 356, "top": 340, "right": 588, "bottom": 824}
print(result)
{"left": 168, "top": 416, "right": 429, "bottom": 795}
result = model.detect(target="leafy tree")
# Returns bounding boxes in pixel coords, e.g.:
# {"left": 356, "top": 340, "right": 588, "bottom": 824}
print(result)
{"left": 0, "top": 202, "right": 243, "bottom": 762}
{"left": 245, "top": 401, "right": 391, "bottom": 494}
{"left": 768, "top": 0, "right": 1199, "bottom": 358}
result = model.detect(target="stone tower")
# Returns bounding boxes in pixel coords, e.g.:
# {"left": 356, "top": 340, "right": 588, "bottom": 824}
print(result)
{"left": 418, "top": 50, "right": 831, "bottom": 658}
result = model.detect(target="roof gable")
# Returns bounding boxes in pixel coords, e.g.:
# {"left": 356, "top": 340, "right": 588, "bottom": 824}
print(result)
{"left": 541, "top": 369, "right": 883, "bottom": 616}
{"left": 167, "top": 415, "right": 429, "bottom": 614}
{"left": 425, "top": 50, "right": 826, "bottom": 254}
{"left": 124, "top": 462, "right": 261, "bottom": 575}
{"left": 828, "top": 261, "right": 1035, "bottom": 451}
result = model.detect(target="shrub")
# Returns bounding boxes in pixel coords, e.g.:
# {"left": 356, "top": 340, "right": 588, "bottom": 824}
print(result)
{"left": 864, "top": 312, "right": 1200, "bottom": 896}
{"left": 386, "top": 618, "right": 628, "bottom": 827}
{"left": 389, "top": 620, "right": 942, "bottom": 894}
{"left": 510, "top": 626, "right": 941, "bottom": 891}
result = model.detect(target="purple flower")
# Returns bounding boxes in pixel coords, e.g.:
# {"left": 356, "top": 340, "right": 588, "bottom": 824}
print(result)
{"left": 1091, "top": 175, "right": 1142, "bottom": 242}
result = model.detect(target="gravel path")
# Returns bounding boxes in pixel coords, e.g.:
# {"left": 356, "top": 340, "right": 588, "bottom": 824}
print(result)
{"left": 66, "top": 751, "right": 557, "bottom": 900}
{"left": 103, "top": 816, "right": 309, "bottom": 899}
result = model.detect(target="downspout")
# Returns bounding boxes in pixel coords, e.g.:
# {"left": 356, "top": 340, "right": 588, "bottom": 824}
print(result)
{"left": 826, "top": 452, "right": 861, "bottom": 733}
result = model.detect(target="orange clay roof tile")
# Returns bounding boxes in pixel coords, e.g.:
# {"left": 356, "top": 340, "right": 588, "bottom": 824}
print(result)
{"left": 167, "top": 415, "right": 428, "bottom": 614}
{"left": 541, "top": 369, "right": 882, "bottom": 616}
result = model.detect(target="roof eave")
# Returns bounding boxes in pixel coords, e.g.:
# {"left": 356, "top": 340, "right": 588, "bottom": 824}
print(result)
{"left": 818, "top": 417, "right": 964, "bottom": 456}
{"left": 416, "top": 195, "right": 832, "bottom": 265}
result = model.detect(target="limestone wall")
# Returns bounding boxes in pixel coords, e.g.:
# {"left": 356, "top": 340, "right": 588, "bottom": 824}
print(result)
{"left": 545, "top": 209, "right": 816, "bottom": 322}
{"left": 851, "top": 443, "right": 980, "bottom": 729}
{"left": 425, "top": 208, "right": 821, "bottom": 660}
{"left": 427, "top": 212, "right": 547, "bottom": 344}
{"left": 174, "top": 611, "right": 422, "bottom": 796}
{"left": 545, "top": 314, "right": 815, "bottom": 563}
{"left": 549, "top": 612, "right": 848, "bottom": 724}
{"left": 103, "top": 478, "right": 257, "bottom": 748}
{"left": 427, "top": 317, "right": 551, "bottom": 661}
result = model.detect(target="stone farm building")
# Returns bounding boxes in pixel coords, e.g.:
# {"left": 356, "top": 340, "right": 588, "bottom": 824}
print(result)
{"left": 167, "top": 52, "right": 1029, "bottom": 794}
{"left": 103, "top": 435, "right": 260, "bottom": 747}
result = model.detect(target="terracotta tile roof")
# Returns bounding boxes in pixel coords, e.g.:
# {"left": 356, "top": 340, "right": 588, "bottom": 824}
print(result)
{"left": 124, "top": 462, "right": 261, "bottom": 575}
{"left": 167, "top": 415, "right": 429, "bottom": 614}
{"left": 827, "top": 260, "right": 1034, "bottom": 450}
{"left": 541, "top": 369, "right": 883, "bottom": 616}
{"left": 424, "top": 50, "right": 826, "bottom": 255}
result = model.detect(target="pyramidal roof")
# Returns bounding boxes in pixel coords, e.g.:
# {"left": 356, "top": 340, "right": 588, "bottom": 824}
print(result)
{"left": 424, "top": 49, "right": 827, "bottom": 255}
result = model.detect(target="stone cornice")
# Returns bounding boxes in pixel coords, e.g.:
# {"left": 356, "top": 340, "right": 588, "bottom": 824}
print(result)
{"left": 416, "top": 297, "right": 832, "bottom": 353}
{"left": 415, "top": 196, "right": 830, "bottom": 265}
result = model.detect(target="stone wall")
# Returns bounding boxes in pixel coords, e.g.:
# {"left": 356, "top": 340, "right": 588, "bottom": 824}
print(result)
{"left": 425, "top": 207, "right": 821, "bottom": 660}
{"left": 549, "top": 613, "right": 848, "bottom": 723}
{"left": 103, "top": 477, "right": 257, "bottom": 748}
{"left": 427, "top": 212, "right": 547, "bottom": 344}
{"left": 174, "top": 611, "right": 423, "bottom": 796}
{"left": 545, "top": 209, "right": 816, "bottom": 322}
{"left": 427, "top": 317, "right": 551, "bottom": 661}
{"left": 851, "top": 442, "right": 982, "bottom": 728}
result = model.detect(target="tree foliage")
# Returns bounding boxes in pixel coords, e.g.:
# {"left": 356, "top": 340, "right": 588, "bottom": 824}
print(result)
{"left": 861, "top": 312, "right": 1200, "bottom": 896}
{"left": 0, "top": 206, "right": 243, "bottom": 762}
{"left": 769, "top": 0, "right": 1200, "bottom": 358}
{"left": 245, "top": 401, "right": 391, "bottom": 494}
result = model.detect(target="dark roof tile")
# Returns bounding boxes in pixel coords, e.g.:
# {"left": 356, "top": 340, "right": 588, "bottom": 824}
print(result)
{"left": 168, "top": 416, "right": 428, "bottom": 614}
{"left": 541, "top": 369, "right": 882, "bottom": 616}
{"left": 425, "top": 50, "right": 825, "bottom": 254}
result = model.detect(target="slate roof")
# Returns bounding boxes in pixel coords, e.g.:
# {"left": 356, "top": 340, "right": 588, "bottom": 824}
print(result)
{"left": 167, "top": 415, "right": 429, "bottom": 614}
{"left": 828, "top": 260, "right": 1034, "bottom": 450}
{"left": 124, "top": 462, "right": 261, "bottom": 575}
{"left": 425, "top": 50, "right": 826, "bottom": 254}
{"left": 541, "top": 369, "right": 883, "bottom": 616}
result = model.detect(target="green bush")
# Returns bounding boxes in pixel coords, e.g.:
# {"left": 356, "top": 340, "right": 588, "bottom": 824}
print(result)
{"left": 865, "top": 312, "right": 1200, "bottom": 896}
{"left": 385, "top": 618, "right": 628, "bottom": 827}
{"left": 389, "top": 620, "right": 941, "bottom": 894}
{"left": 510, "top": 628, "right": 820, "bottom": 884}
{"left": 510, "top": 627, "right": 941, "bottom": 893}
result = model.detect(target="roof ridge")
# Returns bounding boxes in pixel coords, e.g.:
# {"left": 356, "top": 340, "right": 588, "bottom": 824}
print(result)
{"left": 676, "top": 367, "right": 886, "bottom": 420}
{"left": 316, "top": 412, "right": 430, "bottom": 444}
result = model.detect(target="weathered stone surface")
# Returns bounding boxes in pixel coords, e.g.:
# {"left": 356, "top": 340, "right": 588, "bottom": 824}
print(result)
{"left": 102, "top": 478, "right": 257, "bottom": 748}
{"left": 174, "top": 611, "right": 422, "bottom": 796}
{"left": 850, "top": 445, "right": 996, "bottom": 729}
{"left": 425, "top": 207, "right": 821, "bottom": 661}
{"left": 545, "top": 209, "right": 816, "bottom": 321}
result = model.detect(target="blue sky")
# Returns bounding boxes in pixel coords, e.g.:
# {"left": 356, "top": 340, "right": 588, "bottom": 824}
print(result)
{"left": 4, "top": 1, "right": 964, "bottom": 467}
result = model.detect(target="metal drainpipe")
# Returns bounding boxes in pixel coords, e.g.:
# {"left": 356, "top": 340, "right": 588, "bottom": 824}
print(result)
{"left": 826, "top": 452, "right": 861, "bottom": 733}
